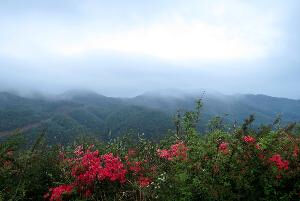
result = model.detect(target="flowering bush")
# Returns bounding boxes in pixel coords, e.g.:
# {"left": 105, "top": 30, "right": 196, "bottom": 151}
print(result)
{"left": 45, "top": 147, "right": 130, "bottom": 200}
{"left": 0, "top": 124, "right": 300, "bottom": 201}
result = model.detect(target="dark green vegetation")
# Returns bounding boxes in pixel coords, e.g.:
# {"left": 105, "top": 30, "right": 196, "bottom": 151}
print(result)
{"left": 0, "top": 90, "right": 300, "bottom": 144}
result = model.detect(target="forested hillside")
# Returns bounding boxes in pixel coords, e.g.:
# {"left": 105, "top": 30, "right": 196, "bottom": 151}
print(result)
{"left": 0, "top": 90, "right": 300, "bottom": 144}
{"left": 130, "top": 90, "right": 300, "bottom": 125}
{"left": 0, "top": 91, "right": 173, "bottom": 144}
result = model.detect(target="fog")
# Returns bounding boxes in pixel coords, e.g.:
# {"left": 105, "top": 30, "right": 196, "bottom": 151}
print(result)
{"left": 0, "top": 0, "right": 299, "bottom": 99}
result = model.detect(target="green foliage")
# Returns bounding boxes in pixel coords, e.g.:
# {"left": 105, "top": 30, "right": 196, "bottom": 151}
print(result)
{"left": 0, "top": 133, "right": 63, "bottom": 201}
{"left": 1, "top": 122, "right": 300, "bottom": 200}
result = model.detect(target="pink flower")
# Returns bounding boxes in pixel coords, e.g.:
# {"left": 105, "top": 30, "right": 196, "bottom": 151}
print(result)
{"left": 169, "top": 142, "right": 188, "bottom": 160}
{"left": 48, "top": 148, "right": 128, "bottom": 200}
{"left": 74, "top": 145, "right": 84, "bottom": 156}
{"left": 218, "top": 142, "right": 229, "bottom": 154}
{"left": 269, "top": 154, "right": 289, "bottom": 170}
{"left": 243, "top": 136, "right": 256, "bottom": 143}
{"left": 48, "top": 184, "right": 74, "bottom": 201}
{"left": 157, "top": 149, "right": 171, "bottom": 160}
{"left": 128, "top": 161, "right": 142, "bottom": 174}
{"left": 255, "top": 144, "right": 262, "bottom": 150}
{"left": 138, "top": 177, "right": 151, "bottom": 188}
{"left": 157, "top": 141, "right": 188, "bottom": 161}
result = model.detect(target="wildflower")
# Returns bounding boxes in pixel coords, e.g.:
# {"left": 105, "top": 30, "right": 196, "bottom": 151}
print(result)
{"left": 138, "top": 177, "right": 151, "bottom": 188}
{"left": 218, "top": 142, "right": 229, "bottom": 154}
{"left": 243, "top": 135, "right": 256, "bottom": 143}
{"left": 269, "top": 154, "right": 289, "bottom": 170}
{"left": 74, "top": 145, "right": 84, "bottom": 156}
{"left": 48, "top": 147, "right": 129, "bottom": 200}
{"left": 169, "top": 141, "right": 188, "bottom": 160}
{"left": 255, "top": 143, "right": 262, "bottom": 150}
{"left": 70, "top": 150, "right": 127, "bottom": 187}
{"left": 157, "top": 141, "right": 188, "bottom": 161}
{"left": 128, "top": 161, "right": 142, "bottom": 174}
{"left": 157, "top": 149, "right": 171, "bottom": 160}
{"left": 48, "top": 184, "right": 74, "bottom": 201}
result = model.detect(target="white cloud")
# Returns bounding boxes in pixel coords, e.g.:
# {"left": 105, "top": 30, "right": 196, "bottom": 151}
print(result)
{"left": 0, "top": 0, "right": 283, "bottom": 62}
{"left": 54, "top": 21, "right": 269, "bottom": 61}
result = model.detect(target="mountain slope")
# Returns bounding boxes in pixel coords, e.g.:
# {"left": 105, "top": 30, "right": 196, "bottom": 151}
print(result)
{"left": 0, "top": 91, "right": 173, "bottom": 143}
{"left": 0, "top": 90, "right": 300, "bottom": 144}
{"left": 129, "top": 91, "right": 300, "bottom": 125}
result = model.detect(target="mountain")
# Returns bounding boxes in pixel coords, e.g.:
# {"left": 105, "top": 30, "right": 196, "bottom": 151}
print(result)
{"left": 0, "top": 90, "right": 299, "bottom": 144}
{"left": 129, "top": 90, "right": 300, "bottom": 125}
{"left": 0, "top": 91, "right": 173, "bottom": 144}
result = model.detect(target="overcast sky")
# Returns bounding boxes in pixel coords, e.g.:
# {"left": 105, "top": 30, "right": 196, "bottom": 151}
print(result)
{"left": 0, "top": 0, "right": 299, "bottom": 98}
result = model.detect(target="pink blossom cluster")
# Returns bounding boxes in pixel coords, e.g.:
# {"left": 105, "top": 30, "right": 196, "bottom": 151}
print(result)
{"left": 157, "top": 141, "right": 188, "bottom": 161}
{"left": 45, "top": 184, "right": 73, "bottom": 201}
{"left": 46, "top": 146, "right": 127, "bottom": 201}
{"left": 138, "top": 177, "right": 151, "bottom": 187}
{"left": 243, "top": 135, "right": 256, "bottom": 143}
{"left": 71, "top": 150, "right": 127, "bottom": 188}
{"left": 269, "top": 154, "right": 289, "bottom": 170}
{"left": 218, "top": 142, "right": 229, "bottom": 155}
{"left": 125, "top": 149, "right": 152, "bottom": 188}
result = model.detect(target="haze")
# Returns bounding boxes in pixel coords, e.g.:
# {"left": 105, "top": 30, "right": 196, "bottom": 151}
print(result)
{"left": 0, "top": 0, "right": 299, "bottom": 99}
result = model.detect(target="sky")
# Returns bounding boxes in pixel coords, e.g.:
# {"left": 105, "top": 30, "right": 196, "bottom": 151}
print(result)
{"left": 0, "top": 0, "right": 299, "bottom": 99}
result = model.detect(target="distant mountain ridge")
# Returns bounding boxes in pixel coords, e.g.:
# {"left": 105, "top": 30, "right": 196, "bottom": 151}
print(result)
{"left": 0, "top": 90, "right": 299, "bottom": 144}
{"left": 130, "top": 91, "right": 300, "bottom": 124}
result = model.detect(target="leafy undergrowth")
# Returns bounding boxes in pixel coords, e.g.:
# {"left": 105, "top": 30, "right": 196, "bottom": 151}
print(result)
{"left": 0, "top": 128, "right": 299, "bottom": 201}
